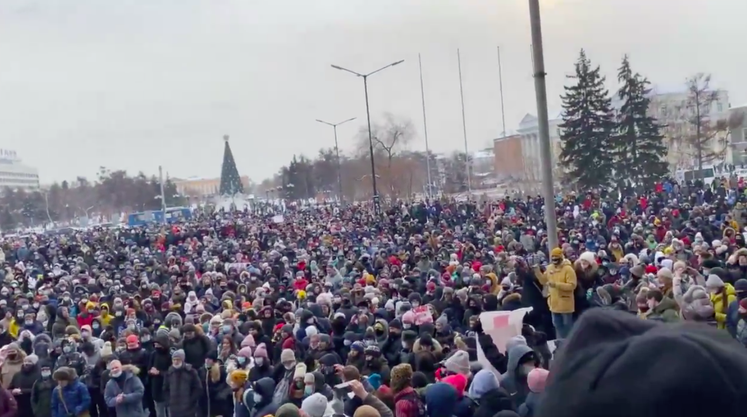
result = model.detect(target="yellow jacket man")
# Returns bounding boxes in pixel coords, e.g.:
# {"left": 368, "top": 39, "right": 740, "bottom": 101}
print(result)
{"left": 534, "top": 247, "right": 577, "bottom": 339}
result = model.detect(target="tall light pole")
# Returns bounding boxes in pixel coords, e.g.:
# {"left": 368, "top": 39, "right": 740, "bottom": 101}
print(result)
{"left": 457, "top": 49, "right": 471, "bottom": 194}
{"left": 418, "top": 53, "right": 433, "bottom": 198}
{"left": 331, "top": 59, "right": 405, "bottom": 214}
{"left": 529, "top": 0, "right": 558, "bottom": 251}
{"left": 316, "top": 117, "right": 356, "bottom": 205}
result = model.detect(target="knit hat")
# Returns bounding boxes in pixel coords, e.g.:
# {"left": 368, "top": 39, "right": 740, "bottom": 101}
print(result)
{"left": 527, "top": 368, "right": 549, "bottom": 393}
{"left": 101, "top": 342, "right": 113, "bottom": 357}
{"left": 550, "top": 247, "right": 563, "bottom": 258}
{"left": 735, "top": 279, "right": 747, "bottom": 295}
{"left": 238, "top": 346, "right": 253, "bottom": 358}
{"left": 629, "top": 264, "right": 645, "bottom": 278}
{"left": 442, "top": 373, "right": 468, "bottom": 396}
{"left": 293, "top": 363, "right": 307, "bottom": 380}
{"left": 390, "top": 363, "right": 413, "bottom": 393}
{"left": 281, "top": 349, "right": 295, "bottom": 364}
{"left": 354, "top": 405, "right": 381, "bottom": 417}
{"left": 229, "top": 369, "right": 248, "bottom": 387}
{"left": 304, "top": 373, "right": 315, "bottom": 385}
{"left": 25, "top": 354, "right": 39, "bottom": 365}
{"left": 444, "top": 350, "right": 470, "bottom": 376}
{"left": 367, "top": 373, "right": 382, "bottom": 390}
{"left": 276, "top": 403, "right": 302, "bottom": 417}
{"left": 241, "top": 334, "right": 255, "bottom": 348}
{"left": 436, "top": 314, "right": 448, "bottom": 327}
{"left": 126, "top": 335, "right": 139, "bottom": 345}
{"left": 172, "top": 349, "right": 185, "bottom": 360}
{"left": 706, "top": 274, "right": 725, "bottom": 289}
{"left": 301, "top": 393, "right": 328, "bottom": 417}
{"left": 254, "top": 343, "right": 268, "bottom": 359}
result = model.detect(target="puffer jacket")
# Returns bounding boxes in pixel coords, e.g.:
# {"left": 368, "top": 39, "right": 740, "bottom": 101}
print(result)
{"left": 50, "top": 368, "right": 91, "bottom": 417}
{"left": 163, "top": 364, "right": 202, "bottom": 417}
{"left": 103, "top": 365, "right": 145, "bottom": 417}
{"left": 534, "top": 260, "right": 577, "bottom": 314}
{"left": 711, "top": 283, "right": 737, "bottom": 329}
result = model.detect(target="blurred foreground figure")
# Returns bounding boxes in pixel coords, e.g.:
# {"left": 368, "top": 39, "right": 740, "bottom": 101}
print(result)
{"left": 538, "top": 309, "right": 747, "bottom": 416}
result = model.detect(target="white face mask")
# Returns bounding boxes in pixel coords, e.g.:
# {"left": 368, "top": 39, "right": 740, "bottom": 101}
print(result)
{"left": 403, "top": 323, "right": 411, "bottom": 329}
{"left": 253, "top": 393, "right": 262, "bottom": 404}
{"left": 254, "top": 357, "right": 264, "bottom": 366}
{"left": 401, "top": 341, "right": 408, "bottom": 349}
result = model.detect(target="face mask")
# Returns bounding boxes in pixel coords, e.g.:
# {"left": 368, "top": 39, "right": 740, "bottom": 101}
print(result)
{"left": 343, "top": 340, "right": 351, "bottom": 347}
{"left": 307, "top": 318, "right": 314, "bottom": 325}
{"left": 92, "top": 323, "right": 100, "bottom": 329}
{"left": 304, "top": 386, "right": 313, "bottom": 396}
{"left": 141, "top": 336, "right": 151, "bottom": 343}
{"left": 205, "top": 360, "right": 214, "bottom": 368}
{"left": 25, "top": 320, "right": 33, "bottom": 326}
{"left": 222, "top": 325, "right": 231, "bottom": 333}
{"left": 115, "top": 312, "right": 123, "bottom": 317}
{"left": 552, "top": 257, "right": 562, "bottom": 265}
{"left": 63, "top": 346, "right": 72, "bottom": 354}
{"left": 284, "top": 363, "right": 295, "bottom": 370}
{"left": 41, "top": 371, "right": 51, "bottom": 378}
{"left": 253, "top": 393, "right": 262, "bottom": 404}
{"left": 173, "top": 363, "right": 183, "bottom": 369}
{"left": 403, "top": 324, "right": 411, "bottom": 329}
{"left": 412, "top": 302, "right": 420, "bottom": 308}
{"left": 128, "top": 324, "right": 136, "bottom": 330}
{"left": 238, "top": 357, "right": 246, "bottom": 365}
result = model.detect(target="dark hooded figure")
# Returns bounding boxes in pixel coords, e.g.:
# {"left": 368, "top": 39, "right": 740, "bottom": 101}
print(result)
{"left": 9, "top": 354, "right": 41, "bottom": 417}
{"left": 538, "top": 309, "right": 747, "bottom": 416}
{"left": 259, "top": 306, "right": 276, "bottom": 338}
{"left": 252, "top": 377, "right": 278, "bottom": 417}
{"left": 148, "top": 333, "right": 172, "bottom": 416}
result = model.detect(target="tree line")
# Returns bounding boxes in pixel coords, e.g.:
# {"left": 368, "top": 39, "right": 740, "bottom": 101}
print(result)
{"left": 256, "top": 113, "right": 480, "bottom": 201}
{"left": 558, "top": 50, "right": 743, "bottom": 190}
{"left": 0, "top": 167, "right": 184, "bottom": 231}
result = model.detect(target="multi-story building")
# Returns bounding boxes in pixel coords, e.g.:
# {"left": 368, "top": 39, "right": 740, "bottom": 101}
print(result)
{"left": 515, "top": 113, "right": 563, "bottom": 182}
{"left": 172, "top": 176, "right": 251, "bottom": 198}
{"left": 729, "top": 104, "right": 747, "bottom": 166}
{"left": 0, "top": 150, "right": 40, "bottom": 190}
{"left": 493, "top": 134, "right": 524, "bottom": 180}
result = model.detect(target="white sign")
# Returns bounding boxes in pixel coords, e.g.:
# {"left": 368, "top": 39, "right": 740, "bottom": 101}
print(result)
{"left": 272, "top": 215, "right": 284, "bottom": 224}
{"left": 476, "top": 307, "right": 532, "bottom": 379}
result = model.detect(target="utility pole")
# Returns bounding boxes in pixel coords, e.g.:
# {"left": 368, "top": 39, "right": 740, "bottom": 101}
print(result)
{"left": 159, "top": 165, "right": 167, "bottom": 223}
{"left": 457, "top": 49, "right": 472, "bottom": 194}
{"left": 418, "top": 53, "right": 433, "bottom": 197}
{"left": 497, "top": 46, "right": 507, "bottom": 138}
{"left": 529, "top": 0, "right": 558, "bottom": 251}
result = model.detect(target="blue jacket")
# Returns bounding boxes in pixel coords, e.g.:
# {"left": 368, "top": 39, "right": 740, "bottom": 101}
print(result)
{"left": 726, "top": 299, "right": 741, "bottom": 338}
{"left": 51, "top": 379, "right": 91, "bottom": 417}
{"left": 104, "top": 366, "right": 146, "bottom": 417}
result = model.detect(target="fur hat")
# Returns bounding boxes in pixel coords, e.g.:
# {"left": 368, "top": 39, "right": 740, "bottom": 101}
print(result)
{"left": 390, "top": 363, "right": 413, "bottom": 393}
{"left": 229, "top": 369, "right": 248, "bottom": 387}
{"left": 53, "top": 366, "right": 76, "bottom": 381}
{"left": 706, "top": 274, "right": 725, "bottom": 289}
{"left": 293, "top": 363, "right": 307, "bottom": 380}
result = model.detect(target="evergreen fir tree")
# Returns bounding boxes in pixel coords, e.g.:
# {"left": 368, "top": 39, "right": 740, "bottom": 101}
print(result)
{"left": 612, "top": 55, "right": 668, "bottom": 188}
{"left": 558, "top": 49, "right": 616, "bottom": 190}
{"left": 219, "top": 135, "right": 245, "bottom": 196}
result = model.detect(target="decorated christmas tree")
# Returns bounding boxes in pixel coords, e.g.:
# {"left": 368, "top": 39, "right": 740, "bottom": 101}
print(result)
{"left": 219, "top": 135, "right": 244, "bottom": 196}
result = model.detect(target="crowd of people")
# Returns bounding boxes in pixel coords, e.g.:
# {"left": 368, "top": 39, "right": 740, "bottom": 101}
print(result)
{"left": 2, "top": 177, "right": 747, "bottom": 417}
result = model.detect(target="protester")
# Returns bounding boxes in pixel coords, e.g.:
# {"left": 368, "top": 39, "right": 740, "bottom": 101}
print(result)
{"left": 3, "top": 178, "right": 747, "bottom": 417}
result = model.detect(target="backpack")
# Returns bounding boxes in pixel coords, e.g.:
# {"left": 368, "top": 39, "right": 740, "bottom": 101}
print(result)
{"left": 398, "top": 389, "right": 426, "bottom": 417}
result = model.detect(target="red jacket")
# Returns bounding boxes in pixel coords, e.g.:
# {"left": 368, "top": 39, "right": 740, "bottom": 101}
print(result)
{"left": 394, "top": 387, "right": 424, "bottom": 417}
{"left": 77, "top": 312, "right": 94, "bottom": 329}
{"left": 293, "top": 278, "right": 309, "bottom": 292}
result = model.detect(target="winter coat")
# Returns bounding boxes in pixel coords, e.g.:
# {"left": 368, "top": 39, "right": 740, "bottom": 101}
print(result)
{"left": 198, "top": 364, "right": 233, "bottom": 417}
{"left": 163, "top": 364, "right": 202, "bottom": 417}
{"left": 518, "top": 391, "right": 539, "bottom": 417}
{"left": 104, "top": 365, "right": 146, "bottom": 417}
{"left": 0, "top": 353, "right": 24, "bottom": 389}
{"left": 473, "top": 387, "right": 515, "bottom": 417}
{"left": 534, "top": 260, "right": 577, "bottom": 314}
{"left": 0, "top": 386, "right": 17, "bottom": 417}
{"left": 253, "top": 376, "right": 279, "bottom": 417}
{"left": 31, "top": 375, "right": 56, "bottom": 417}
{"left": 9, "top": 364, "right": 40, "bottom": 417}
{"left": 711, "top": 283, "right": 737, "bottom": 329}
{"left": 180, "top": 335, "right": 213, "bottom": 369}
{"left": 394, "top": 386, "right": 426, "bottom": 417}
{"left": 147, "top": 339, "right": 172, "bottom": 403}
{"left": 500, "top": 345, "right": 534, "bottom": 406}
{"left": 51, "top": 378, "right": 91, "bottom": 417}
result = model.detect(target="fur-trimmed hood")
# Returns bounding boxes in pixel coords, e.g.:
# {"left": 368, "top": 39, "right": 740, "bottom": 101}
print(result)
{"left": 413, "top": 337, "right": 443, "bottom": 355}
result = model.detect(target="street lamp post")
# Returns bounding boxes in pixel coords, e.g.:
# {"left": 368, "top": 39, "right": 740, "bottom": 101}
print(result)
{"left": 331, "top": 60, "right": 404, "bottom": 214}
{"left": 316, "top": 117, "right": 356, "bottom": 205}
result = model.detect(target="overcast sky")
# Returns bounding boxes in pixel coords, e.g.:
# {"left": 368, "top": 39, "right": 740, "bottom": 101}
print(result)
{"left": 1, "top": 0, "right": 744, "bottom": 184}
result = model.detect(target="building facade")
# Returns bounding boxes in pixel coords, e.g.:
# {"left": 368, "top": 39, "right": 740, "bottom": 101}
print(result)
{"left": 0, "top": 150, "right": 40, "bottom": 190}
{"left": 173, "top": 176, "right": 251, "bottom": 197}
{"left": 493, "top": 134, "right": 524, "bottom": 180}
{"left": 729, "top": 105, "right": 747, "bottom": 166}
{"left": 516, "top": 113, "right": 563, "bottom": 182}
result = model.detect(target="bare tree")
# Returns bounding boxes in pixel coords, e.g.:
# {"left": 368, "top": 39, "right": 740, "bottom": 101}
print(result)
{"left": 678, "top": 73, "right": 743, "bottom": 176}
{"left": 357, "top": 113, "right": 414, "bottom": 167}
